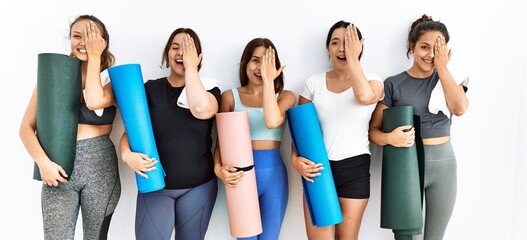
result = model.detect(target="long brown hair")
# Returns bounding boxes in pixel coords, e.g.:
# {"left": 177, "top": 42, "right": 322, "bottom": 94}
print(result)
{"left": 69, "top": 15, "right": 115, "bottom": 70}
{"left": 161, "top": 28, "right": 203, "bottom": 70}
{"left": 239, "top": 38, "right": 284, "bottom": 94}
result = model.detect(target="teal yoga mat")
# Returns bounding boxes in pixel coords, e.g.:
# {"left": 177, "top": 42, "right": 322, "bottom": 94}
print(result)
{"left": 286, "top": 103, "right": 343, "bottom": 227}
{"left": 34, "top": 53, "right": 82, "bottom": 181}
{"left": 380, "top": 106, "right": 425, "bottom": 238}
{"left": 108, "top": 64, "right": 165, "bottom": 193}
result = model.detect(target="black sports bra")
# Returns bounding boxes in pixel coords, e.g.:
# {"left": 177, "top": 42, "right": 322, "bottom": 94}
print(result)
{"left": 78, "top": 101, "right": 116, "bottom": 125}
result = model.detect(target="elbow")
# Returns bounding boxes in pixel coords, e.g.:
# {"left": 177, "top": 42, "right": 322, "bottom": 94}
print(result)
{"left": 451, "top": 101, "right": 469, "bottom": 117}
{"left": 355, "top": 93, "right": 377, "bottom": 105}
{"left": 191, "top": 104, "right": 217, "bottom": 120}
{"left": 85, "top": 98, "right": 107, "bottom": 110}
{"left": 265, "top": 121, "right": 282, "bottom": 129}
{"left": 264, "top": 116, "right": 285, "bottom": 129}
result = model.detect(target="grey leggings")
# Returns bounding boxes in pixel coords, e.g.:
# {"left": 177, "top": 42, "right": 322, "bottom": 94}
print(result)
{"left": 409, "top": 141, "right": 457, "bottom": 240}
{"left": 41, "top": 135, "right": 121, "bottom": 240}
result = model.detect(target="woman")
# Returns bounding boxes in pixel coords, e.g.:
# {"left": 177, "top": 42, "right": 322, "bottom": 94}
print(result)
{"left": 214, "top": 38, "right": 295, "bottom": 239}
{"left": 119, "top": 28, "right": 220, "bottom": 240}
{"left": 291, "top": 21, "right": 383, "bottom": 240}
{"left": 369, "top": 15, "right": 469, "bottom": 240}
{"left": 19, "top": 15, "right": 121, "bottom": 240}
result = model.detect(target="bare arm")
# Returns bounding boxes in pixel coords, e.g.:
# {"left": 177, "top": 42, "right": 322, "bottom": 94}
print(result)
{"left": 433, "top": 35, "right": 469, "bottom": 116}
{"left": 19, "top": 87, "right": 67, "bottom": 186}
{"left": 368, "top": 102, "right": 415, "bottom": 147}
{"left": 261, "top": 47, "right": 296, "bottom": 129}
{"left": 119, "top": 132, "right": 157, "bottom": 179}
{"left": 345, "top": 25, "right": 384, "bottom": 105}
{"left": 83, "top": 21, "right": 115, "bottom": 109}
{"left": 182, "top": 34, "right": 218, "bottom": 119}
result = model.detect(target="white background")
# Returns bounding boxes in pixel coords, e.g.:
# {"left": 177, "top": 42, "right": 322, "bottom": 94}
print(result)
{"left": 1, "top": 0, "right": 526, "bottom": 239}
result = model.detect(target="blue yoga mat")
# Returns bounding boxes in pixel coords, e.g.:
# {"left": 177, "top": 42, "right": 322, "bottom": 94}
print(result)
{"left": 108, "top": 64, "right": 165, "bottom": 193}
{"left": 286, "top": 103, "right": 342, "bottom": 227}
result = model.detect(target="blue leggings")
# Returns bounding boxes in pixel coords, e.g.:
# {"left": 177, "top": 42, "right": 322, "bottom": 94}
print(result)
{"left": 135, "top": 177, "right": 218, "bottom": 240}
{"left": 239, "top": 148, "right": 289, "bottom": 240}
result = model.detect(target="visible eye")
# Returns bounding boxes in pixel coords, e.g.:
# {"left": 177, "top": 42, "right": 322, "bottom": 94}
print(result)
{"left": 330, "top": 41, "right": 338, "bottom": 46}
{"left": 251, "top": 59, "right": 260, "bottom": 64}
{"left": 172, "top": 47, "right": 179, "bottom": 51}
{"left": 71, "top": 34, "right": 82, "bottom": 39}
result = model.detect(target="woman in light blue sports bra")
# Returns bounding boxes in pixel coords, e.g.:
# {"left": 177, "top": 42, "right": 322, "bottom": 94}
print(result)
{"left": 214, "top": 38, "right": 296, "bottom": 240}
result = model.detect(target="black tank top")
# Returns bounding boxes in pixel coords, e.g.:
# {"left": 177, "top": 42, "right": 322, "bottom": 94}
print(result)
{"left": 78, "top": 101, "right": 116, "bottom": 125}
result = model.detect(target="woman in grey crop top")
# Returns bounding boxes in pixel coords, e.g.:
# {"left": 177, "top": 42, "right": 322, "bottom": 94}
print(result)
{"left": 19, "top": 15, "right": 121, "bottom": 240}
{"left": 369, "top": 15, "right": 469, "bottom": 240}
{"left": 214, "top": 38, "right": 295, "bottom": 239}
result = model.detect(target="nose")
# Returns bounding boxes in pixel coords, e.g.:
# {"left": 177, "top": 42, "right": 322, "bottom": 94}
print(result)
{"left": 339, "top": 42, "right": 344, "bottom": 52}
{"left": 176, "top": 48, "right": 183, "bottom": 56}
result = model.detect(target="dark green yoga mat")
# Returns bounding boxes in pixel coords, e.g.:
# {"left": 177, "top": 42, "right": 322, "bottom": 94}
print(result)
{"left": 33, "top": 53, "right": 82, "bottom": 180}
{"left": 380, "top": 106, "right": 425, "bottom": 239}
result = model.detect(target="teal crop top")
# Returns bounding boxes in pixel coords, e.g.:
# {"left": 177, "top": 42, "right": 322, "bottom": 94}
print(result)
{"left": 231, "top": 88, "right": 285, "bottom": 141}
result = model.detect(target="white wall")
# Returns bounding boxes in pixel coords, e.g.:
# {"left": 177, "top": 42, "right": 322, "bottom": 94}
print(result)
{"left": 2, "top": 0, "right": 525, "bottom": 239}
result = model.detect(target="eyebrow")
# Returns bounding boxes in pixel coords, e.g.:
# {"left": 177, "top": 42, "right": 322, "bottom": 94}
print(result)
{"left": 251, "top": 56, "right": 261, "bottom": 59}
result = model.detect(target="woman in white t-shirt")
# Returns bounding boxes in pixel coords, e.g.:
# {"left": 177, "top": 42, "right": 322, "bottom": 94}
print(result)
{"left": 291, "top": 20, "right": 383, "bottom": 240}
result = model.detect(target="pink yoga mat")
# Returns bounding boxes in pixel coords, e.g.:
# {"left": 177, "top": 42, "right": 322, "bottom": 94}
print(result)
{"left": 216, "top": 111, "right": 262, "bottom": 238}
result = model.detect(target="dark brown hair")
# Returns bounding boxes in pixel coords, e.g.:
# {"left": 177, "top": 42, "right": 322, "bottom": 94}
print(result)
{"left": 326, "top": 20, "right": 363, "bottom": 60}
{"left": 161, "top": 28, "right": 203, "bottom": 70}
{"left": 69, "top": 15, "right": 115, "bottom": 70}
{"left": 407, "top": 14, "right": 450, "bottom": 58}
{"left": 239, "top": 38, "right": 284, "bottom": 94}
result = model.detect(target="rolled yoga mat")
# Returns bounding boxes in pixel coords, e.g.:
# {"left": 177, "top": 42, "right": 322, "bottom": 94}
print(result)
{"left": 34, "top": 53, "right": 82, "bottom": 181}
{"left": 108, "top": 64, "right": 165, "bottom": 193}
{"left": 286, "top": 103, "right": 342, "bottom": 227}
{"left": 215, "top": 111, "right": 262, "bottom": 238}
{"left": 380, "top": 106, "right": 425, "bottom": 239}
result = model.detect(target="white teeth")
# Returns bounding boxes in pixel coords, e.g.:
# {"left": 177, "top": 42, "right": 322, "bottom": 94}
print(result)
{"left": 176, "top": 60, "right": 183, "bottom": 63}
{"left": 79, "top": 49, "right": 86, "bottom": 53}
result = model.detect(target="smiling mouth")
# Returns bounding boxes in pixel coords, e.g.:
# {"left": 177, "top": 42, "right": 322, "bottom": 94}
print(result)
{"left": 175, "top": 59, "right": 183, "bottom": 65}
{"left": 78, "top": 49, "right": 86, "bottom": 53}
{"left": 337, "top": 56, "right": 346, "bottom": 61}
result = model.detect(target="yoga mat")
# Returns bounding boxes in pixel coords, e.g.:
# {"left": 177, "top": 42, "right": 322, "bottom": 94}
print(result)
{"left": 215, "top": 111, "right": 262, "bottom": 238}
{"left": 34, "top": 53, "right": 82, "bottom": 181}
{"left": 380, "top": 106, "right": 425, "bottom": 238}
{"left": 286, "top": 103, "right": 342, "bottom": 227}
{"left": 108, "top": 64, "right": 165, "bottom": 193}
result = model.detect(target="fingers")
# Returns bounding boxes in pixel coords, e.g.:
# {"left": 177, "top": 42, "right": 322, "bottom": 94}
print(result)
{"left": 136, "top": 170, "right": 149, "bottom": 179}
{"left": 222, "top": 166, "right": 245, "bottom": 187}
{"left": 298, "top": 158, "right": 323, "bottom": 183}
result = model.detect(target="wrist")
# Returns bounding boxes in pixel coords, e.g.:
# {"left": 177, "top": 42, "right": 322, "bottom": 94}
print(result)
{"left": 122, "top": 151, "right": 131, "bottom": 163}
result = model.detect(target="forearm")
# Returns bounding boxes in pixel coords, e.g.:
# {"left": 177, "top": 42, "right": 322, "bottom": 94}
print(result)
{"left": 184, "top": 68, "right": 218, "bottom": 119}
{"left": 262, "top": 81, "right": 285, "bottom": 129}
{"left": 84, "top": 58, "right": 110, "bottom": 109}
{"left": 348, "top": 61, "right": 379, "bottom": 104}
{"left": 19, "top": 125, "right": 52, "bottom": 166}
{"left": 436, "top": 67, "right": 469, "bottom": 115}
{"left": 119, "top": 133, "right": 132, "bottom": 159}
{"left": 369, "top": 127, "right": 391, "bottom": 146}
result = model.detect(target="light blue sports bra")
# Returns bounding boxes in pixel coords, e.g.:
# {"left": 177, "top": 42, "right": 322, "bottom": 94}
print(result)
{"left": 231, "top": 88, "right": 285, "bottom": 141}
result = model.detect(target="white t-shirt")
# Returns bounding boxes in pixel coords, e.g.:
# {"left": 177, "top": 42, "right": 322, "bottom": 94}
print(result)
{"left": 299, "top": 72, "right": 383, "bottom": 161}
